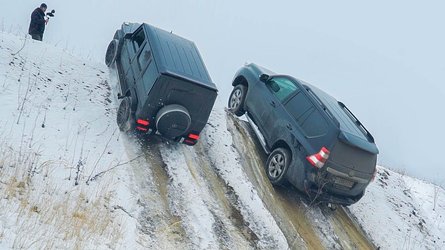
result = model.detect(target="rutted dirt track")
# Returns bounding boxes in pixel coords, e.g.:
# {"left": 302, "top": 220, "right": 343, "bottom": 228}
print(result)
{"left": 122, "top": 109, "right": 376, "bottom": 249}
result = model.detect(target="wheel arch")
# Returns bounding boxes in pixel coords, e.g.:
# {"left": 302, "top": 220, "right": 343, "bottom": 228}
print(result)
{"left": 123, "top": 89, "right": 138, "bottom": 112}
{"left": 232, "top": 75, "right": 249, "bottom": 87}
{"left": 271, "top": 140, "right": 292, "bottom": 157}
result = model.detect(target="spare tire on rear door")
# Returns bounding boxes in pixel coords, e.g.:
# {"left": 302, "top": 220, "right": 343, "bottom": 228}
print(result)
{"left": 156, "top": 104, "right": 191, "bottom": 139}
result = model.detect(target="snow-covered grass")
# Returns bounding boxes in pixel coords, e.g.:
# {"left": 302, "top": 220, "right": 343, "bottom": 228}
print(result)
{"left": 0, "top": 32, "right": 137, "bottom": 249}
{"left": 349, "top": 166, "right": 445, "bottom": 249}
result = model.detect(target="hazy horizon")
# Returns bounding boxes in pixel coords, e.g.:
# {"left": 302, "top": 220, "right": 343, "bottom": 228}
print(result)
{"left": 2, "top": 0, "right": 444, "bottom": 185}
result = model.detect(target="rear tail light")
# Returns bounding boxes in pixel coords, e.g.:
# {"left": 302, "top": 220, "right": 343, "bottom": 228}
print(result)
{"left": 188, "top": 134, "right": 200, "bottom": 140}
{"left": 183, "top": 133, "right": 200, "bottom": 146}
{"left": 136, "top": 119, "right": 150, "bottom": 133}
{"left": 306, "top": 147, "right": 330, "bottom": 169}
{"left": 137, "top": 119, "right": 150, "bottom": 126}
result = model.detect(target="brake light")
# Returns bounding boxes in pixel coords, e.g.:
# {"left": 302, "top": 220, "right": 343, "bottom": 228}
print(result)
{"left": 371, "top": 168, "right": 377, "bottom": 182}
{"left": 184, "top": 139, "right": 197, "bottom": 145}
{"left": 137, "top": 119, "right": 150, "bottom": 126}
{"left": 306, "top": 147, "right": 330, "bottom": 169}
{"left": 188, "top": 134, "right": 200, "bottom": 140}
{"left": 136, "top": 126, "right": 148, "bottom": 132}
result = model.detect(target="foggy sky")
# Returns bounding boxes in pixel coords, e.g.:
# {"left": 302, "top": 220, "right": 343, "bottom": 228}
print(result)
{"left": 2, "top": 0, "right": 444, "bottom": 185}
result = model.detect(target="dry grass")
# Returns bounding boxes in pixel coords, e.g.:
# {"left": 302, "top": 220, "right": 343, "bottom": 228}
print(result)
{"left": 0, "top": 138, "right": 124, "bottom": 249}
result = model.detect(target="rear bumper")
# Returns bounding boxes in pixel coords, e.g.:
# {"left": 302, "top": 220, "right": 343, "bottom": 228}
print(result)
{"left": 304, "top": 180, "right": 364, "bottom": 206}
{"left": 303, "top": 168, "right": 369, "bottom": 206}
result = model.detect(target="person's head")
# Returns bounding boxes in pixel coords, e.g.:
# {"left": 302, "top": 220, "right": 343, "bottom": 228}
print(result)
{"left": 40, "top": 3, "right": 47, "bottom": 12}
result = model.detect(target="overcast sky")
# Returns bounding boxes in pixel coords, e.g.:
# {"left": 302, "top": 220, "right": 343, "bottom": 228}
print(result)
{"left": 2, "top": 0, "right": 444, "bottom": 185}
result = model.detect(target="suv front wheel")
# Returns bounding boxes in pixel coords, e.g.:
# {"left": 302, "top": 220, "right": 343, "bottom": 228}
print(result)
{"left": 266, "top": 148, "right": 291, "bottom": 186}
{"left": 105, "top": 39, "right": 119, "bottom": 67}
{"left": 228, "top": 85, "right": 247, "bottom": 116}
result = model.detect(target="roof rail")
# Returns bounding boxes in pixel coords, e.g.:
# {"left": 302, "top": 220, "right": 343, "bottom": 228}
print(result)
{"left": 338, "top": 102, "right": 375, "bottom": 143}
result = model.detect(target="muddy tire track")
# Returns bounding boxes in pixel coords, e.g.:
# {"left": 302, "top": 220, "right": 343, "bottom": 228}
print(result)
{"left": 161, "top": 143, "right": 256, "bottom": 249}
{"left": 227, "top": 113, "right": 322, "bottom": 249}
{"left": 122, "top": 136, "right": 191, "bottom": 249}
{"left": 325, "top": 208, "right": 375, "bottom": 250}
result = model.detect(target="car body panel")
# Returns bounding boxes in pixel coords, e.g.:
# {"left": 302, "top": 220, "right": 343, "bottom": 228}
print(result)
{"left": 112, "top": 23, "right": 217, "bottom": 142}
{"left": 232, "top": 63, "right": 378, "bottom": 205}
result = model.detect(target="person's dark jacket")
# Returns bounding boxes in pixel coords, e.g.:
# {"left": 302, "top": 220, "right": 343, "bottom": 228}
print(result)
{"left": 28, "top": 8, "right": 45, "bottom": 35}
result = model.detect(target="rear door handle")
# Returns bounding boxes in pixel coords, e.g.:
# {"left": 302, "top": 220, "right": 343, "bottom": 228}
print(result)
{"left": 286, "top": 124, "right": 293, "bottom": 130}
{"left": 269, "top": 100, "right": 276, "bottom": 107}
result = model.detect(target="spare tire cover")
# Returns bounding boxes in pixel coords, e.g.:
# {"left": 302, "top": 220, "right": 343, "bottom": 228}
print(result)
{"left": 156, "top": 104, "right": 191, "bottom": 139}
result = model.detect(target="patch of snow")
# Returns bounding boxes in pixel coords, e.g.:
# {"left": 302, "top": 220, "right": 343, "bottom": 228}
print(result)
{"left": 0, "top": 33, "right": 137, "bottom": 249}
{"left": 349, "top": 166, "right": 445, "bottom": 249}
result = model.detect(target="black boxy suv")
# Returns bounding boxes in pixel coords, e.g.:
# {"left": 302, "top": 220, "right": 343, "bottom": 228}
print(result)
{"left": 105, "top": 23, "right": 217, "bottom": 146}
{"left": 228, "top": 63, "right": 379, "bottom": 205}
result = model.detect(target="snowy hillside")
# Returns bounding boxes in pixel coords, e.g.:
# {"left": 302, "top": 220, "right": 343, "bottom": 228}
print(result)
{"left": 1, "top": 33, "right": 444, "bottom": 249}
{"left": 350, "top": 167, "right": 445, "bottom": 249}
{"left": 0, "top": 33, "right": 137, "bottom": 249}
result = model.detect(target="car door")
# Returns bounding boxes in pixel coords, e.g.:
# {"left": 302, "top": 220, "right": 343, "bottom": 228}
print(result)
{"left": 131, "top": 28, "right": 150, "bottom": 106}
{"left": 126, "top": 27, "right": 149, "bottom": 109}
{"left": 284, "top": 90, "right": 329, "bottom": 151}
{"left": 122, "top": 31, "right": 141, "bottom": 90}
{"left": 245, "top": 78, "right": 270, "bottom": 127}
{"left": 261, "top": 77, "right": 299, "bottom": 143}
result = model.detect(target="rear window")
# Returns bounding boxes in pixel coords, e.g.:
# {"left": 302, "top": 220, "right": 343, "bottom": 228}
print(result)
{"left": 285, "top": 92, "right": 328, "bottom": 137}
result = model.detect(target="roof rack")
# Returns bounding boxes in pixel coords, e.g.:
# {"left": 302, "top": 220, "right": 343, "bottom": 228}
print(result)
{"left": 338, "top": 102, "right": 375, "bottom": 143}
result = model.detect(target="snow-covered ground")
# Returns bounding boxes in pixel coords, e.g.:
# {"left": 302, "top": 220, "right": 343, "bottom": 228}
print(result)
{"left": 1, "top": 32, "right": 444, "bottom": 249}
{"left": 0, "top": 33, "right": 138, "bottom": 249}
{"left": 349, "top": 167, "right": 445, "bottom": 249}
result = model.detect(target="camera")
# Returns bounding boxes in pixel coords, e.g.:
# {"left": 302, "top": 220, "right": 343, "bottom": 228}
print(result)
{"left": 46, "top": 9, "right": 55, "bottom": 17}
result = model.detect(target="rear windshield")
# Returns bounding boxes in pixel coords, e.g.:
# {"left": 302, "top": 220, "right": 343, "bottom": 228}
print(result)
{"left": 305, "top": 83, "right": 369, "bottom": 141}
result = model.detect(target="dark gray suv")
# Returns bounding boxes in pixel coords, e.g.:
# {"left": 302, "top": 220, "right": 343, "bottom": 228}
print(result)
{"left": 228, "top": 63, "right": 379, "bottom": 206}
{"left": 105, "top": 23, "right": 217, "bottom": 146}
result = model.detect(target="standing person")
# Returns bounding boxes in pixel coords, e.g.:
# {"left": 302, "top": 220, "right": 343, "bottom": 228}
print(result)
{"left": 28, "top": 3, "right": 48, "bottom": 41}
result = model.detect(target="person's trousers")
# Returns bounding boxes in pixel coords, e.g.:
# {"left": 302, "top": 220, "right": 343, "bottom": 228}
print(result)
{"left": 30, "top": 33, "right": 43, "bottom": 41}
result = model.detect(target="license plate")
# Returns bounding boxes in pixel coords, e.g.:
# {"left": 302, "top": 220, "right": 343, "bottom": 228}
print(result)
{"left": 334, "top": 177, "right": 354, "bottom": 188}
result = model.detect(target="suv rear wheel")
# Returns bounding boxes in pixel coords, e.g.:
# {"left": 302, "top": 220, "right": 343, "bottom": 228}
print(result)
{"left": 117, "top": 97, "right": 134, "bottom": 132}
{"left": 228, "top": 85, "right": 247, "bottom": 116}
{"left": 266, "top": 148, "right": 291, "bottom": 186}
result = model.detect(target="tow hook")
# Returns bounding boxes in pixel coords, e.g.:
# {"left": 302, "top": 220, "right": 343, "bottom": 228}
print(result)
{"left": 327, "top": 203, "right": 338, "bottom": 211}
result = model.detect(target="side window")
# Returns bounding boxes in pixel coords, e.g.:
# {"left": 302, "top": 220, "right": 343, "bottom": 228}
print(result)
{"left": 286, "top": 92, "right": 313, "bottom": 124}
{"left": 132, "top": 29, "right": 146, "bottom": 51}
{"left": 267, "top": 77, "right": 299, "bottom": 102}
{"left": 301, "top": 110, "right": 328, "bottom": 137}
{"left": 286, "top": 92, "right": 328, "bottom": 137}
{"left": 137, "top": 47, "right": 152, "bottom": 71}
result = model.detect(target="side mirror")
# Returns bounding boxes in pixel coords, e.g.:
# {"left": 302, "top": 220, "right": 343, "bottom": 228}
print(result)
{"left": 259, "top": 74, "right": 270, "bottom": 83}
